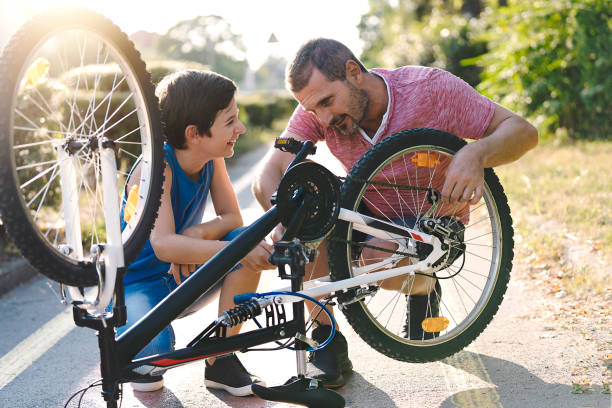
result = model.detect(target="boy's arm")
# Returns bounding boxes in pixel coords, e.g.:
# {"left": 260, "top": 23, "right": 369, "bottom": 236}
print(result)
{"left": 205, "top": 157, "right": 243, "bottom": 238}
{"left": 149, "top": 162, "right": 228, "bottom": 265}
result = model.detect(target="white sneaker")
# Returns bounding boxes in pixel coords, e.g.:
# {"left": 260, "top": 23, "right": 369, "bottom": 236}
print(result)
{"left": 131, "top": 375, "right": 164, "bottom": 392}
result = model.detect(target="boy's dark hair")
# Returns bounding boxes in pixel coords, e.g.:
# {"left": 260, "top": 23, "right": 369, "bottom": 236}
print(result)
{"left": 156, "top": 70, "right": 237, "bottom": 149}
{"left": 286, "top": 38, "right": 368, "bottom": 93}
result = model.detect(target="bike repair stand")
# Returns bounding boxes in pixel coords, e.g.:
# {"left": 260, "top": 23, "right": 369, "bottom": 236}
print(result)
{"left": 251, "top": 204, "right": 345, "bottom": 407}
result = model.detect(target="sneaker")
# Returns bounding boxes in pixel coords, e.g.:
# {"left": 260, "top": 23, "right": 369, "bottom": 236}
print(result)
{"left": 131, "top": 375, "right": 164, "bottom": 392}
{"left": 306, "top": 325, "right": 353, "bottom": 389}
{"left": 404, "top": 279, "right": 442, "bottom": 340}
{"left": 204, "top": 353, "right": 265, "bottom": 397}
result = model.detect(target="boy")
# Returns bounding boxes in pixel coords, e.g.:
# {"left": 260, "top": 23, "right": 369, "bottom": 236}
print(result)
{"left": 119, "top": 70, "right": 273, "bottom": 396}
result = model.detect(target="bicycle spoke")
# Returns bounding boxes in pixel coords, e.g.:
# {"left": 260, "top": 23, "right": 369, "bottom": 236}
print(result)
{"left": 31, "top": 165, "right": 59, "bottom": 221}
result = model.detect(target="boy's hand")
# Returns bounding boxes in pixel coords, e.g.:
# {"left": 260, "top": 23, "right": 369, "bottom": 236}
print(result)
{"left": 270, "top": 224, "right": 286, "bottom": 243}
{"left": 168, "top": 263, "right": 196, "bottom": 284}
{"left": 241, "top": 240, "right": 275, "bottom": 270}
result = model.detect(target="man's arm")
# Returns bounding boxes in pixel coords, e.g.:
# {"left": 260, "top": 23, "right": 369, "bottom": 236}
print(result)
{"left": 441, "top": 103, "right": 538, "bottom": 204}
{"left": 252, "top": 131, "right": 299, "bottom": 210}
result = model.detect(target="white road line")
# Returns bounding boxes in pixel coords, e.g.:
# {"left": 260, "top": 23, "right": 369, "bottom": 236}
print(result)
{"left": 0, "top": 307, "right": 75, "bottom": 390}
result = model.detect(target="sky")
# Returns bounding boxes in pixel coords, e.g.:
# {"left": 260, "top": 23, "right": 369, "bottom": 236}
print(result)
{"left": 0, "top": 0, "right": 370, "bottom": 69}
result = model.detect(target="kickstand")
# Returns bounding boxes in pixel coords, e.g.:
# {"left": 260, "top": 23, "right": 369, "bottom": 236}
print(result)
{"left": 251, "top": 377, "right": 345, "bottom": 408}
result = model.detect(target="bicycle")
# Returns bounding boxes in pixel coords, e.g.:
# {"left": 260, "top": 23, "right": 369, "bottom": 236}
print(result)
{"left": 0, "top": 7, "right": 514, "bottom": 408}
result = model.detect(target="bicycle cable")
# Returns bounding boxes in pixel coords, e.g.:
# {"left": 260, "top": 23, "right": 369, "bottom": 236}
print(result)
{"left": 63, "top": 379, "right": 102, "bottom": 408}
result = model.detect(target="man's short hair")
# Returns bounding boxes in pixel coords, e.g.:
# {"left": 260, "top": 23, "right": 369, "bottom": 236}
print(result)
{"left": 156, "top": 70, "right": 237, "bottom": 149}
{"left": 286, "top": 38, "right": 367, "bottom": 93}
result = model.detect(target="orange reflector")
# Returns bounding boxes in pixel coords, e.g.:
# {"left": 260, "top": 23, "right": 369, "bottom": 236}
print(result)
{"left": 422, "top": 316, "right": 449, "bottom": 333}
{"left": 123, "top": 185, "right": 139, "bottom": 223}
{"left": 411, "top": 152, "right": 440, "bottom": 168}
{"left": 24, "top": 57, "right": 50, "bottom": 88}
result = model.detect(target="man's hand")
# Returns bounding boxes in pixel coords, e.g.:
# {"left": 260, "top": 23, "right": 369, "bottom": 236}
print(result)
{"left": 441, "top": 144, "right": 484, "bottom": 204}
{"left": 168, "top": 262, "right": 196, "bottom": 285}
{"left": 241, "top": 240, "right": 275, "bottom": 271}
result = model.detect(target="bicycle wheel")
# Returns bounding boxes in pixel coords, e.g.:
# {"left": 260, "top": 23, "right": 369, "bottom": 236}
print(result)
{"left": 328, "top": 128, "right": 513, "bottom": 362}
{"left": 0, "top": 7, "right": 164, "bottom": 286}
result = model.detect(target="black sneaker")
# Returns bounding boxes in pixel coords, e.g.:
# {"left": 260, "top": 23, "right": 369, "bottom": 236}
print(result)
{"left": 404, "top": 279, "right": 442, "bottom": 340}
{"left": 306, "top": 325, "right": 353, "bottom": 389}
{"left": 131, "top": 374, "right": 164, "bottom": 392}
{"left": 204, "top": 353, "right": 265, "bottom": 396}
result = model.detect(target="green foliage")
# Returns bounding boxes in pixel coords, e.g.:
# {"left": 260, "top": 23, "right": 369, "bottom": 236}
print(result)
{"left": 474, "top": 0, "right": 612, "bottom": 139}
{"left": 359, "top": 0, "right": 487, "bottom": 86}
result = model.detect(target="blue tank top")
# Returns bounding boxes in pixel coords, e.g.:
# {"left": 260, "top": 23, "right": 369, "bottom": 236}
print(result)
{"left": 123, "top": 143, "right": 214, "bottom": 284}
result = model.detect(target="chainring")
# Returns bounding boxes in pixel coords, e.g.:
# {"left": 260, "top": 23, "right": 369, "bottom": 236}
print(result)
{"left": 276, "top": 161, "right": 341, "bottom": 242}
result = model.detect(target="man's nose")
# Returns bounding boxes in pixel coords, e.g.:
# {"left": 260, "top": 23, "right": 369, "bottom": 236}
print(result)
{"left": 317, "top": 109, "right": 333, "bottom": 127}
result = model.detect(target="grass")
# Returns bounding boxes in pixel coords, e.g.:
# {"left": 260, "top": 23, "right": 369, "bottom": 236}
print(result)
{"left": 496, "top": 139, "right": 611, "bottom": 298}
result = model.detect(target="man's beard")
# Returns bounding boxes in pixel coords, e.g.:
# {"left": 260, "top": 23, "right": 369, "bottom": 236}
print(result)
{"left": 330, "top": 84, "right": 369, "bottom": 135}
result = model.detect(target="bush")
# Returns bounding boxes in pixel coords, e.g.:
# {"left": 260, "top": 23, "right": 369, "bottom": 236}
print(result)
{"left": 474, "top": 0, "right": 612, "bottom": 140}
{"left": 230, "top": 91, "right": 298, "bottom": 159}
{"left": 238, "top": 92, "right": 297, "bottom": 128}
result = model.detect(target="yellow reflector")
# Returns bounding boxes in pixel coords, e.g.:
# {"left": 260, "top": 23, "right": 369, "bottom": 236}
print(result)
{"left": 422, "top": 316, "right": 449, "bottom": 333}
{"left": 411, "top": 152, "right": 440, "bottom": 168}
{"left": 24, "top": 57, "right": 50, "bottom": 88}
{"left": 123, "top": 185, "right": 139, "bottom": 223}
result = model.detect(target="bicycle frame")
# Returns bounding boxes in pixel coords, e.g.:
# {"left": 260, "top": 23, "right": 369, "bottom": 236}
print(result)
{"left": 74, "top": 140, "right": 445, "bottom": 407}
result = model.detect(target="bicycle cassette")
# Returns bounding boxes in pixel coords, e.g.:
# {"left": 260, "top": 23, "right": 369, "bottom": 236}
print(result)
{"left": 276, "top": 161, "right": 341, "bottom": 242}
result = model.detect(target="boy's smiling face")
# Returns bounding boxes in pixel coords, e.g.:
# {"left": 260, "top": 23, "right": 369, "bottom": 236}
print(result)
{"left": 203, "top": 97, "right": 246, "bottom": 158}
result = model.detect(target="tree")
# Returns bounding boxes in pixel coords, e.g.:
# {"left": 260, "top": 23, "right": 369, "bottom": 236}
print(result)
{"left": 156, "top": 15, "right": 248, "bottom": 83}
{"left": 358, "top": 0, "right": 487, "bottom": 86}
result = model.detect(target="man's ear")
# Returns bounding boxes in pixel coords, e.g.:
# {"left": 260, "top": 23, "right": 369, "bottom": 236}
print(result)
{"left": 345, "top": 60, "right": 363, "bottom": 85}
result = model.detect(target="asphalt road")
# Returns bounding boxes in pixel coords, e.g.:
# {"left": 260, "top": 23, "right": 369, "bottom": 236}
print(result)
{"left": 0, "top": 144, "right": 609, "bottom": 408}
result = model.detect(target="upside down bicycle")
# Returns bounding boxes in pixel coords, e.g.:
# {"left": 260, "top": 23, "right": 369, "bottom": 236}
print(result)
{"left": 0, "top": 7, "right": 514, "bottom": 407}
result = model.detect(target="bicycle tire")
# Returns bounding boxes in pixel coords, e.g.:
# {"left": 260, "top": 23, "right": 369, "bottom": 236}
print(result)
{"left": 328, "top": 128, "right": 514, "bottom": 362}
{"left": 0, "top": 7, "right": 164, "bottom": 286}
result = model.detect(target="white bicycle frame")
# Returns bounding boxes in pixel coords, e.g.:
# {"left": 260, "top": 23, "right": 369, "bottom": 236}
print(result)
{"left": 276, "top": 207, "right": 445, "bottom": 304}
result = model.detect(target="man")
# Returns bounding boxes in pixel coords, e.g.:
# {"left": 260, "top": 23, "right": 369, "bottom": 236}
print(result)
{"left": 253, "top": 38, "right": 538, "bottom": 387}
